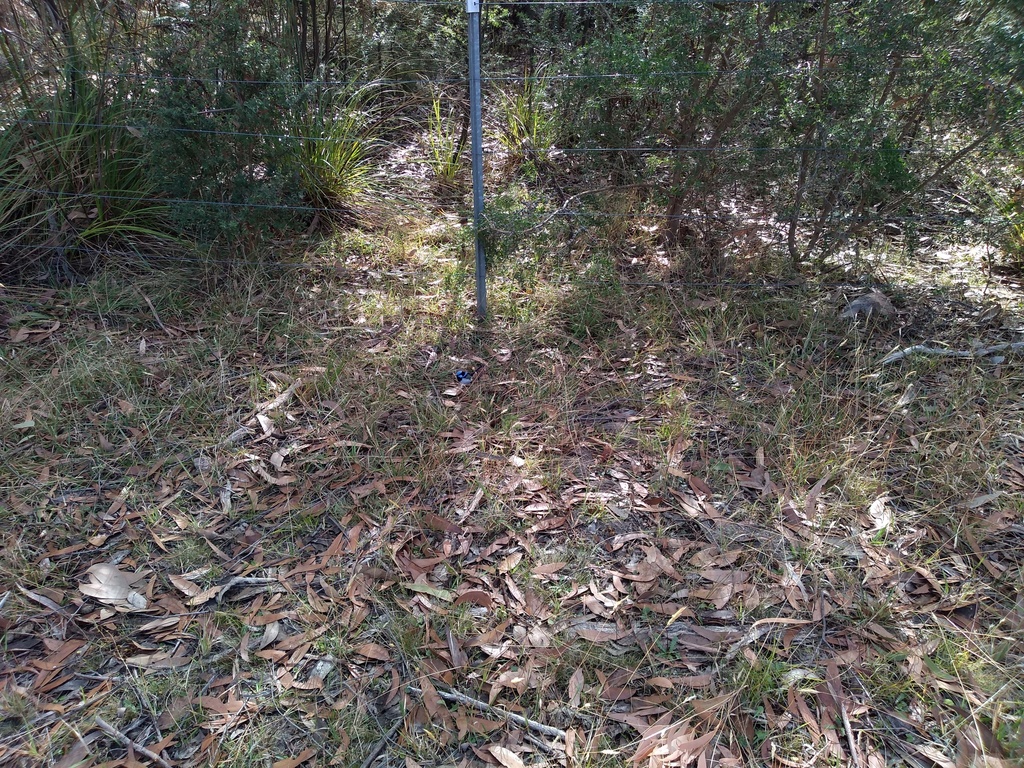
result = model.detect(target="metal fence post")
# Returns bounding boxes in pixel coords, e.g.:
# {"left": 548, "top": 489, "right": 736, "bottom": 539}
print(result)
{"left": 466, "top": 0, "right": 486, "bottom": 320}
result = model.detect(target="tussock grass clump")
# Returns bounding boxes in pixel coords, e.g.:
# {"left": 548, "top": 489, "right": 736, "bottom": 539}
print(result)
{"left": 0, "top": 80, "right": 170, "bottom": 283}
{"left": 0, "top": 0, "right": 176, "bottom": 283}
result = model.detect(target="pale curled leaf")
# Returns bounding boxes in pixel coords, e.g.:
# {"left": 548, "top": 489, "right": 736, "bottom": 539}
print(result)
{"left": 81, "top": 564, "right": 148, "bottom": 610}
{"left": 258, "top": 621, "right": 281, "bottom": 649}
{"left": 497, "top": 551, "right": 523, "bottom": 574}
{"left": 868, "top": 495, "right": 894, "bottom": 532}
{"left": 489, "top": 746, "right": 526, "bottom": 768}
{"left": 169, "top": 573, "right": 202, "bottom": 597}
{"left": 123, "top": 591, "right": 148, "bottom": 610}
{"left": 125, "top": 651, "right": 191, "bottom": 669}
{"left": 568, "top": 667, "right": 585, "bottom": 707}
{"left": 963, "top": 492, "right": 1002, "bottom": 509}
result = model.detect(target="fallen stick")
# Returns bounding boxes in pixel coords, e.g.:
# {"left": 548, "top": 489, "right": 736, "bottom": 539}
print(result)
{"left": 216, "top": 426, "right": 252, "bottom": 449}
{"left": 248, "top": 378, "right": 305, "bottom": 423}
{"left": 357, "top": 719, "right": 402, "bottom": 768}
{"left": 881, "top": 341, "right": 1024, "bottom": 365}
{"left": 95, "top": 716, "right": 173, "bottom": 768}
{"left": 722, "top": 617, "right": 812, "bottom": 663}
{"left": 408, "top": 685, "right": 568, "bottom": 741}
{"left": 828, "top": 680, "right": 863, "bottom": 768}
{"left": 214, "top": 377, "right": 305, "bottom": 450}
{"left": 139, "top": 291, "right": 173, "bottom": 338}
{"left": 216, "top": 576, "right": 281, "bottom": 603}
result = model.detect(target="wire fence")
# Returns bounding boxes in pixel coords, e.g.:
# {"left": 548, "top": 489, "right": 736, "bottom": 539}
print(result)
{"left": 9, "top": 115, "right": 1016, "bottom": 157}
{"left": 1, "top": 0, "right": 1018, "bottom": 297}
{"left": 0, "top": 187, "right": 998, "bottom": 226}
{"left": 67, "top": 59, "right": 1003, "bottom": 88}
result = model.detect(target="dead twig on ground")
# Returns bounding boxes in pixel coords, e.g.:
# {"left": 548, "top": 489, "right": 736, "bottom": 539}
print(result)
{"left": 215, "top": 378, "right": 306, "bottom": 450}
{"left": 94, "top": 716, "right": 173, "bottom": 768}
{"left": 217, "top": 576, "right": 281, "bottom": 603}
{"left": 248, "top": 378, "right": 305, "bottom": 423}
{"left": 357, "top": 719, "right": 403, "bottom": 768}
{"left": 408, "top": 685, "right": 568, "bottom": 741}
{"left": 881, "top": 341, "right": 1024, "bottom": 364}
{"left": 136, "top": 290, "right": 174, "bottom": 338}
{"left": 830, "top": 680, "right": 863, "bottom": 768}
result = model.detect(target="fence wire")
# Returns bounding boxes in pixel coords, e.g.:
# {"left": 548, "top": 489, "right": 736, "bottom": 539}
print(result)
{"left": 8, "top": 117, "right": 1010, "bottom": 156}
{"left": 0, "top": 241, "right": 906, "bottom": 294}
{"left": 70, "top": 59, "right": 996, "bottom": 88}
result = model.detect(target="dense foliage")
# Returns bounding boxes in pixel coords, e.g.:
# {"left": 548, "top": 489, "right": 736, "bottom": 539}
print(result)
{"left": 0, "top": 0, "right": 1021, "bottom": 280}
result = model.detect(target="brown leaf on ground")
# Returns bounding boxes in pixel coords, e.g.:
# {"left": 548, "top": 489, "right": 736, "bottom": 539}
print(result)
{"left": 272, "top": 747, "right": 317, "bottom": 768}
{"left": 354, "top": 642, "right": 391, "bottom": 661}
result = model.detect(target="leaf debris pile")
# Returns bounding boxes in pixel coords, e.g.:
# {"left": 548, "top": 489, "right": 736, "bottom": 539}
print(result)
{"left": 2, "top": 249, "right": 1023, "bottom": 767}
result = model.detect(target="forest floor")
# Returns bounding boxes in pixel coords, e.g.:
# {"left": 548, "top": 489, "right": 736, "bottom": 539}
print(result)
{"left": 2, "top": 219, "right": 1023, "bottom": 768}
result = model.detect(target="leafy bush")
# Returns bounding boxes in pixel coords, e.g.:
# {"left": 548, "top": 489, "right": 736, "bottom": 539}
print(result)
{"left": 146, "top": 2, "right": 307, "bottom": 242}
{"left": 497, "top": 70, "right": 554, "bottom": 176}
{"left": 984, "top": 171, "right": 1024, "bottom": 271}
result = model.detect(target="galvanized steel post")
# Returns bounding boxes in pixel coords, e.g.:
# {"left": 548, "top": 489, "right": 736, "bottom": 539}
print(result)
{"left": 466, "top": 0, "right": 486, "bottom": 319}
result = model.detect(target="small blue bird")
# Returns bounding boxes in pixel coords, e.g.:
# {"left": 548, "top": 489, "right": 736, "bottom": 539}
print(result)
{"left": 455, "top": 369, "right": 474, "bottom": 385}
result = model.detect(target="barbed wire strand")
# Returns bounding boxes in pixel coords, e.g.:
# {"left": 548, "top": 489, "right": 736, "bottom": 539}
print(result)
{"left": 0, "top": 185, "right": 447, "bottom": 213}
{"left": 0, "top": 186, "right": 1001, "bottom": 226}
{"left": 383, "top": 0, "right": 816, "bottom": 5}
{"left": 55, "top": 60, "right": 989, "bottom": 89}
{"left": 5, "top": 119, "right": 1009, "bottom": 155}
{"left": 0, "top": 209, "right": 997, "bottom": 228}
{"left": 9, "top": 118, "right": 370, "bottom": 144}
{"left": 488, "top": 144, "right": 1009, "bottom": 155}
{"left": 482, "top": 0, "right": 832, "bottom": 6}
{"left": 64, "top": 71, "right": 467, "bottom": 88}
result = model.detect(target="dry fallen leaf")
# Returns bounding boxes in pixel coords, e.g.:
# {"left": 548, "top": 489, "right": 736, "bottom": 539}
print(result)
{"left": 258, "top": 621, "right": 282, "bottom": 649}
{"left": 169, "top": 573, "right": 202, "bottom": 597}
{"left": 354, "top": 642, "right": 391, "bottom": 661}
{"left": 402, "top": 582, "right": 454, "bottom": 602}
{"left": 125, "top": 651, "right": 192, "bottom": 669}
{"left": 272, "top": 747, "right": 317, "bottom": 768}
{"left": 497, "top": 552, "right": 523, "bottom": 574}
{"left": 80, "top": 564, "right": 148, "bottom": 611}
{"left": 454, "top": 590, "right": 494, "bottom": 608}
{"left": 568, "top": 667, "right": 585, "bottom": 707}
{"left": 868, "top": 495, "right": 894, "bottom": 532}
{"left": 489, "top": 745, "right": 526, "bottom": 768}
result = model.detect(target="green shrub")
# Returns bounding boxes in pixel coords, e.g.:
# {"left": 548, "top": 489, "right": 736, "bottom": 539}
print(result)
{"left": 295, "top": 84, "right": 381, "bottom": 219}
{"left": 497, "top": 70, "right": 554, "bottom": 174}
{"left": 146, "top": 5, "right": 307, "bottom": 242}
